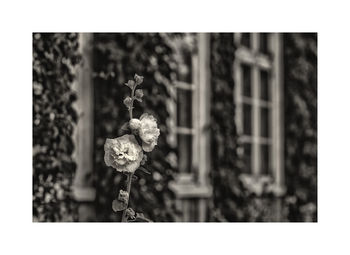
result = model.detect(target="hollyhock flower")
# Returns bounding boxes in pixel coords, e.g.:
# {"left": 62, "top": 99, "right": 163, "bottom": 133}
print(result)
{"left": 104, "top": 134, "right": 143, "bottom": 173}
{"left": 138, "top": 113, "right": 160, "bottom": 152}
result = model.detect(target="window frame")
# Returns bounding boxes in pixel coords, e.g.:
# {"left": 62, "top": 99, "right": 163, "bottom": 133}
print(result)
{"left": 234, "top": 33, "right": 284, "bottom": 189}
{"left": 72, "top": 33, "right": 96, "bottom": 202}
{"left": 167, "top": 33, "right": 212, "bottom": 222}
{"left": 168, "top": 33, "right": 211, "bottom": 185}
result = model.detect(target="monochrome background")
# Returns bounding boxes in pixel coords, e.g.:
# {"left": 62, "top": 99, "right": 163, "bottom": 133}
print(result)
{"left": 32, "top": 32, "right": 317, "bottom": 222}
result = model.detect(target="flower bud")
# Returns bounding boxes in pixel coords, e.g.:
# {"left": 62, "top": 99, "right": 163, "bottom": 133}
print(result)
{"left": 135, "top": 89, "right": 144, "bottom": 102}
{"left": 125, "top": 80, "right": 136, "bottom": 89}
{"left": 129, "top": 118, "right": 141, "bottom": 130}
{"left": 141, "top": 154, "right": 147, "bottom": 165}
{"left": 123, "top": 96, "right": 133, "bottom": 108}
{"left": 118, "top": 190, "right": 129, "bottom": 204}
{"left": 134, "top": 74, "right": 144, "bottom": 85}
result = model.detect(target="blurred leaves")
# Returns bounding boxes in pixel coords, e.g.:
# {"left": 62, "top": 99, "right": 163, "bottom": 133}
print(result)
{"left": 284, "top": 33, "right": 317, "bottom": 222}
{"left": 33, "top": 33, "right": 81, "bottom": 221}
{"left": 210, "top": 33, "right": 248, "bottom": 221}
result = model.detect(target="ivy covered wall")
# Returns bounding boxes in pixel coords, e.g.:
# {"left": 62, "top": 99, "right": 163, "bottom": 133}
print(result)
{"left": 284, "top": 33, "right": 317, "bottom": 222}
{"left": 33, "top": 33, "right": 81, "bottom": 221}
{"left": 209, "top": 33, "right": 276, "bottom": 222}
{"left": 209, "top": 33, "right": 317, "bottom": 222}
{"left": 209, "top": 33, "right": 245, "bottom": 221}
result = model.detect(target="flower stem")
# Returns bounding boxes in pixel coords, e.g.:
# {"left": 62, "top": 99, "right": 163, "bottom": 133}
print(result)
{"left": 122, "top": 85, "right": 136, "bottom": 222}
{"left": 128, "top": 87, "right": 136, "bottom": 120}
{"left": 121, "top": 173, "right": 133, "bottom": 222}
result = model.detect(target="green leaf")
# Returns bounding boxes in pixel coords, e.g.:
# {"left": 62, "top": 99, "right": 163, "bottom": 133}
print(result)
{"left": 112, "top": 199, "right": 127, "bottom": 212}
{"left": 125, "top": 208, "right": 136, "bottom": 220}
{"left": 138, "top": 166, "right": 151, "bottom": 175}
{"left": 120, "top": 122, "right": 130, "bottom": 131}
{"left": 134, "top": 213, "right": 152, "bottom": 222}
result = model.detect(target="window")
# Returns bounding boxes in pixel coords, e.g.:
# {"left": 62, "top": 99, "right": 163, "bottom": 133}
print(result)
{"left": 167, "top": 34, "right": 198, "bottom": 175}
{"left": 73, "top": 33, "right": 96, "bottom": 202}
{"left": 175, "top": 39, "right": 196, "bottom": 175}
{"left": 234, "top": 33, "right": 284, "bottom": 187}
{"left": 167, "top": 33, "right": 212, "bottom": 222}
{"left": 71, "top": 33, "right": 96, "bottom": 221}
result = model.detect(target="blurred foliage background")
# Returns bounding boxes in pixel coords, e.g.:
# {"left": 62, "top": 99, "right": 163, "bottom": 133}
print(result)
{"left": 33, "top": 33, "right": 317, "bottom": 222}
{"left": 33, "top": 33, "right": 81, "bottom": 221}
{"left": 284, "top": 33, "right": 317, "bottom": 222}
{"left": 209, "top": 33, "right": 246, "bottom": 221}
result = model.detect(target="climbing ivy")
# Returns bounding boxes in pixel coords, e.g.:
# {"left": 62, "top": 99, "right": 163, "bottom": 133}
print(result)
{"left": 33, "top": 33, "right": 81, "bottom": 221}
{"left": 284, "top": 33, "right": 317, "bottom": 222}
{"left": 209, "top": 33, "right": 242, "bottom": 221}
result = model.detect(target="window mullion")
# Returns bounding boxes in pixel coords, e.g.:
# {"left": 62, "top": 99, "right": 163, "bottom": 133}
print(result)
{"left": 197, "top": 33, "right": 211, "bottom": 186}
{"left": 252, "top": 33, "right": 260, "bottom": 176}
{"left": 271, "top": 33, "right": 284, "bottom": 187}
{"left": 72, "top": 33, "right": 96, "bottom": 203}
{"left": 252, "top": 65, "right": 260, "bottom": 176}
{"left": 192, "top": 53, "right": 199, "bottom": 172}
{"left": 234, "top": 59, "right": 243, "bottom": 135}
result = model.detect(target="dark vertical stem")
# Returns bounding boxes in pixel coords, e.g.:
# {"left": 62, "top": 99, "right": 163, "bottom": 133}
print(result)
{"left": 128, "top": 86, "right": 136, "bottom": 120}
{"left": 121, "top": 173, "right": 133, "bottom": 222}
{"left": 121, "top": 85, "right": 136, "bottom": 222}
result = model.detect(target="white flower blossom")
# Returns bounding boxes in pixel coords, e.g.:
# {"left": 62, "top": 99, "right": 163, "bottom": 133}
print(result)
{"left": 138, "top": 113, "right": 160, "bottom": 152}
{"left": 104, "top": 134, "right": 143, "bottom": 173}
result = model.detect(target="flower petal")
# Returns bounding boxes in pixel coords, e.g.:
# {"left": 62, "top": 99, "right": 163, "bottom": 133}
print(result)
{"left": 142, "top": 141, "right": 156, "bottom": 152}
{"left": 103, "top": 135, "right": 143, "bottom": 173}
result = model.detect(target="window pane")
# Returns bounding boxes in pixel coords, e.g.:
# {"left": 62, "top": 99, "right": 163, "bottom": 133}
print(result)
{"left": 241, "top": 33, "right": 251, "bottom": 48}
{"left": 260, "top": 107, "right": 270, "bottom": 138}
{"left": 243, "top": 103, "right": 252, "bottom": 135}
{"left": 260, "top": 70, "right": 270, "bottom": 101}
{"left": 260, "top": 144, "right": 270, "bottom": 175}
{"left": 242, "top": 64, "right": 252, "bottom": 97}
{"left": 177, "top": 89, "right": 192, "bottom": 128}
{"left": 177, "top": 134, "right": 192, "bottom": 173}
{"left": 178, "top": 49, "right": 193, "bottom": 83}
{"left": 242, "top": 143, "right": 252, "bottom": 173}
{"left": 259, "top": 33, "right": 269, "bottom": 54}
